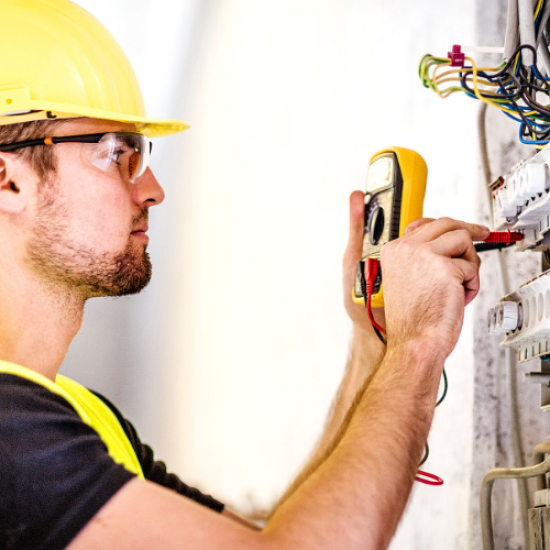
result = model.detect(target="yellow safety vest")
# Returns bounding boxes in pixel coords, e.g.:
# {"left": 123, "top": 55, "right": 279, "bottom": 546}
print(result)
{"left": 0, "top": 361, "right": 144, "bottom": 478}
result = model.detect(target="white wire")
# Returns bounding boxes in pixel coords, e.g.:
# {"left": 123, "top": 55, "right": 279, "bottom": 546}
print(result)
{"left": 539, "top": 35, "right": 550, "bottom": 75}
{"left": 461, "top": 45, "right": 505, "bottom": 54}
{"left": 519, "top": 0, "right": 537, "bottom": 65}
{"left": 505, "top": 0, "right": 520, "bottom": 60}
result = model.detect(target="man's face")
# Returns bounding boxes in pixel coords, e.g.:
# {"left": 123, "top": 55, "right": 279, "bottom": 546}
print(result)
{"left": 24, "top": 118, "right": 165, "bottom": 299}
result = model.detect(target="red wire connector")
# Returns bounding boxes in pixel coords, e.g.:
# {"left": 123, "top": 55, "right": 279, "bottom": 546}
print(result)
{"left": 482, "top": 230, "right": 523, "bottom": 245}
{"left": 447, "top": 45, "right": 465, "bottom": 67}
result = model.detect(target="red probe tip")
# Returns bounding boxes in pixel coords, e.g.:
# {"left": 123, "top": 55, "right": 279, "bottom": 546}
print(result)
{"left": 482, "top": 231, "right": 523, "bottom": 245}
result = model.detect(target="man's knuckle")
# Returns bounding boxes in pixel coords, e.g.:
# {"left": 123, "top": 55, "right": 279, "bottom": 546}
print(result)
{"left": 396, "top": 238, "right": 415, "bottom": 255}
{"left": 415, "top": 242, "right": 432, "bottom": 260}
{"left": 456, "top": 229, "right": 471, "bottom": 240}
{"left": 434, "top": 254, "right": 450, "bottom": 270}
{"left": 437, "top": 216, "right": 455, "bottom": 229}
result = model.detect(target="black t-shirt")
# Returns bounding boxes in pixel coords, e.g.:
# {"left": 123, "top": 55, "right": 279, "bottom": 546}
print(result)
{"left": 0, "top": 374, "right": 224, "bottom": 550}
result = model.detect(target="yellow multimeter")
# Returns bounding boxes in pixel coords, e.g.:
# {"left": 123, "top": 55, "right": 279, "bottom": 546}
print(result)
{"left": 352, "top": 146, "right": 428, "bottom": 308}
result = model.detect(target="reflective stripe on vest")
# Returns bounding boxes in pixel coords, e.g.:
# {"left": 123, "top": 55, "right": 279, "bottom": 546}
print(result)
{"left": 0, "top": 361, "right": 144, "bottom": 478}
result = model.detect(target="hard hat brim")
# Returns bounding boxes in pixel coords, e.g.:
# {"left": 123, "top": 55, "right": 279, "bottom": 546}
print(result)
{"left": 0, "top": 101, "right": 190, "bottom": 137}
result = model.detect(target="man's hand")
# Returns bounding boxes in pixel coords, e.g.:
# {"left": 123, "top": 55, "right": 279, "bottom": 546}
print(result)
{"left": 381, "top": 217, "right": 489, "bottom": 362}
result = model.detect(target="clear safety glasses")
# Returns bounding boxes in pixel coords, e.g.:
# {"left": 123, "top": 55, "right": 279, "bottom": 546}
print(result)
{"left": 0, "top": 132, "right": 153, "bottom": 183}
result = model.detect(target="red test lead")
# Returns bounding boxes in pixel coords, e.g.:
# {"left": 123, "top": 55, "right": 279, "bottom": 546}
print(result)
{"left": 416, "top": 470, "right": 444, "bottom": 486}
{"left": 474, "top": 230, "right": 523, "bottom": 252}
{"left": 482, "top": 230, "right": 523, "bottom": 245}
{"left": 364, "top": 258, "right": 386, "bottom": 336}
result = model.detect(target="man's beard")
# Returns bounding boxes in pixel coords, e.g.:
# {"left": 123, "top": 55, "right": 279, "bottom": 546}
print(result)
{"left": 26, "top": 188, "right": 152, "bottom": 299}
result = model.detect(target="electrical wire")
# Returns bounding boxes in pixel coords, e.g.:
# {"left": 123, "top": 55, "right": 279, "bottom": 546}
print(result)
{"left": 419, "top": 443, "right": 430, "bottom": 467}
{"left": 413, "top": 361, "right": 448, "bottom": 486}
{"left": 536, "top": 0, "right": 550, "bottom": 43}
{"left": 416, "top": 470, "right": 444, "bottom": 486}
{"left": 504, "top": 0, "right": 520, "bottom": 60}
{"left": 359, "top": 258, "right": 386, "bottom": 345}
{"left": 366, "top": 292, "right": 385, "bottom": 336}
{"left": 420, "top": 31, "right": 550, "bottom": 145}
{"left": 519, "top": 0, "right": 538, "bottom": 65}
{"left": 481, "top": 452, "right": 550, "bottom": 550}
{"left": 539, "top": 33, "right": 550, "bottom": 76}
{"left": 436, "top": 368, "right": 448, "bottom": 406}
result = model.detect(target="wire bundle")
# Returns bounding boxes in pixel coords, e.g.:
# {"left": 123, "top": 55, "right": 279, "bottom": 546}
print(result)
{"left": 419, "top": 0, "right": 550, "bottom": 145}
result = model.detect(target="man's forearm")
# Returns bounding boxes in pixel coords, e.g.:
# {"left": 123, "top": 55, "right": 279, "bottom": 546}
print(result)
{"left": 264, "top": 341, "right": 442, "bottom": 550}
{"left": 320, "top": 329, "right": 385, "bottom": 456}
{"left": 272, "top": 329, "right": 385, "bottom": 513}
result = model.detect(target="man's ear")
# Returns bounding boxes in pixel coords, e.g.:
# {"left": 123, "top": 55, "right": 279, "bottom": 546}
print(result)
{"left": 0, "top": 153, "right": 30, "bottom": 214}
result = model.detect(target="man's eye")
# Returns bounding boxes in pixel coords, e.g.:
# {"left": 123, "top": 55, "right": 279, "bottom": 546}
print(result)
{"left": 109, "top": 148, "right": 125, "bottom": 165}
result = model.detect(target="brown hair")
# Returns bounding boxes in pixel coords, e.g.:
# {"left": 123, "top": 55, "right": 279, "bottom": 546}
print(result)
{"left": 0, "top": 119, "right": 68, "bottom": 180}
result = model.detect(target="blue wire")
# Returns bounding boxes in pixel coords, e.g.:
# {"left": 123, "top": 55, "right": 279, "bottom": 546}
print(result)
{"left": 519, "top": 123, "right": 550, "bottom": 145}
{"left": 519, "top": 135, "right": 549, "bottom": 145}
{"left": 531, "top": 65, "right": 550, "bottom": 83}
{"left": 503, "top": 110, "right": 526, "bottom": 123}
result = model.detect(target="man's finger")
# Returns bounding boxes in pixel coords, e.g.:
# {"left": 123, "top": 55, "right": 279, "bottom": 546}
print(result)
{"left": 416, "top": 230, "right": 482, "bottom": 305}
{"left": 403, "top": 218, "right": 435, "bottom": 236}
{"left": 344, "top": 191, "right": 365, "bottom": 263}
{"left": 406, "top": 217, "right": 490, "bottom": 245}
{"left": 423, "top": 229, "right": 480, "bottom": 266}
{"left": 453, "top": 257, "right": 481, "bottom": 306}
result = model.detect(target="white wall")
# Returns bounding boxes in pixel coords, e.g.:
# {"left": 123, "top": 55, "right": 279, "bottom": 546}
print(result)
{"left": 62, "top": 0, "right": 483, "bottom": 547}
{"left": 158, "top": 1, "right": 480, "bottom": 546}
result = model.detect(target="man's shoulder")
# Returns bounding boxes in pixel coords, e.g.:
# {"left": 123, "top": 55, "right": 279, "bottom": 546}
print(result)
{"left": 0, "top": 372, "right": 136, "bottom": 550}
{"left": 0, "top": 372, "right": 82, "bottom": 419}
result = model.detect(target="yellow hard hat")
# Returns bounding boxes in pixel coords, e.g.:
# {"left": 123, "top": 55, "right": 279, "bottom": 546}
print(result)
{"left": 0, "top": 0, "right": 189, "bottom": 137}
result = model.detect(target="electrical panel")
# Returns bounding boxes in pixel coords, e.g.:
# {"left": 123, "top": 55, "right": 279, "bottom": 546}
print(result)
{"left": 491, "top": 146, "right": 550, "bottom": 251}
{"left": 487, "top": 146, "right": 550, "bottom": 412}
{"left": 487, "top": 269, "right": 550, "bottom": 362}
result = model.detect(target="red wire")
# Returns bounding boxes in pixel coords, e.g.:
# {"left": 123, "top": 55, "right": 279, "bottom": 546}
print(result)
{"left": 364, "top": 259, "right": 386, "bottom": 334}
{"left": 415, "top": 470, "right": 444, "bottom": 486}
{"left": 366, "top": 292, "right": 386, "bottom": 334}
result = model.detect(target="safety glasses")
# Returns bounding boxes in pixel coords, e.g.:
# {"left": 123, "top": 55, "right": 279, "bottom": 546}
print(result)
{"left": 0, "top": 132, "right": 153, "bottom": 183}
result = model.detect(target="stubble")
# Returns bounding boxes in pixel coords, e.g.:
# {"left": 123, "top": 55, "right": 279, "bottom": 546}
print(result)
{"left": 26, "top": 186, "right": 152, "bottom": 299}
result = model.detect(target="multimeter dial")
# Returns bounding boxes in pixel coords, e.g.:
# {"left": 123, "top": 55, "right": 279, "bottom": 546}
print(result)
{"left": 366, "top": 201, "right": 385, "bottom": 245}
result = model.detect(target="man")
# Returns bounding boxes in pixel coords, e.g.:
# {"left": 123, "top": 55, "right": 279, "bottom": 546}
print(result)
{"left": 0, "top": 1, "right": 489, "bottom": 549}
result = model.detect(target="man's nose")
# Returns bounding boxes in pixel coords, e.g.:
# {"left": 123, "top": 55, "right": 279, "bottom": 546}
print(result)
{"left": 132, "top": 167, "right": 165, "bottom": 207}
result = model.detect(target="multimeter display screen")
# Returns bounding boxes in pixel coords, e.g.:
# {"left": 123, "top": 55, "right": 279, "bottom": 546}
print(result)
{"left": 366, "top": 156, "right": 394, "bottom": 193}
